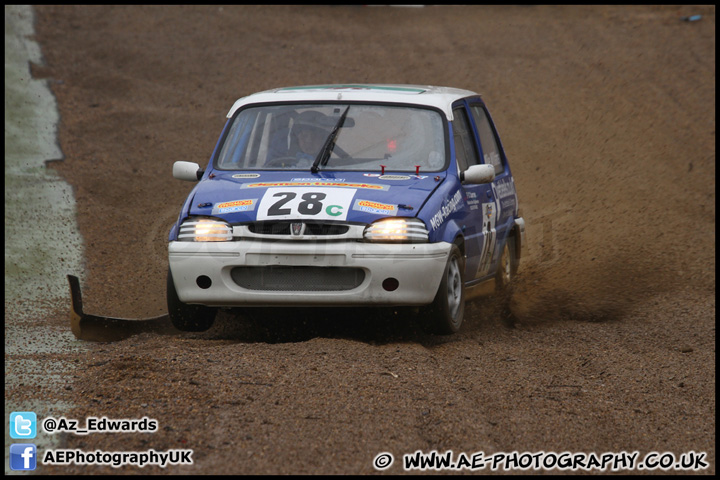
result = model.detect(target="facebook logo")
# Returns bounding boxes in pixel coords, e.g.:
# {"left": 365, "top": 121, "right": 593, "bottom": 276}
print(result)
{"left": 10, "top": 444, "right": 37, "bottom": 471}
{"left": 10, "top": 411, "right": 36, "bottom": 439}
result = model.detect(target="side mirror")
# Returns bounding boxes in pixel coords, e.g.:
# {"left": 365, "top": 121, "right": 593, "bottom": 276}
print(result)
{"left": 173, "top": 161, "right": 204, "bottom": 182}
{"left": 461, "top": 164, "right": 495, "bottom": 184}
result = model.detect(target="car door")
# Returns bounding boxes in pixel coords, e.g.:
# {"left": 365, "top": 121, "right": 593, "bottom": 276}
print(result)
{"left": 451, "top": 103, "right": 497, "bottom": 282}
{"left": 467, "top": 101, "right": 518, "bottom": 272}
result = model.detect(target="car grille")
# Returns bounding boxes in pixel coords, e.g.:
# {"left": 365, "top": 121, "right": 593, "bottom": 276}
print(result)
{"left": 248, "top": 222, "right": 349, "bottom": 236}
{"left": 231, "top": 266, "right": 365, "bottom": 291}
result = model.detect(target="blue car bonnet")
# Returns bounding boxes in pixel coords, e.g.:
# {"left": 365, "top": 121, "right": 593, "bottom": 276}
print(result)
{"left": 186, "top": 170, "right": 446, "bottom": 225}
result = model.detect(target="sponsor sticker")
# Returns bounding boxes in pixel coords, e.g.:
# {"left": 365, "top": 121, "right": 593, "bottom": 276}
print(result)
{"left": 352, "top": 199, "right": 399, "bottom": 216}
{"left": 378, "top": 175, "right": 410, "bottom": 180}
{"left": 291, "top": 177, "right": 345, "bottom": 183}
{"left": 476, "top": 202, "right": 498, "bottom": 278}
{"left": 429, "top": 189, "right": 464, "bottom": 231}
{"left": 494, "top": 176, "right": 516, "bottom": 198}
{"left": 212, "top": 198, "right": 257, "bottom": 215}
{"left": 242, "top": 181, "right": 388, "bottom": 191}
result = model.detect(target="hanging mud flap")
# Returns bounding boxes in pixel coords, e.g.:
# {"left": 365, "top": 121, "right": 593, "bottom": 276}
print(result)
{"left": 68, "top": 275, "right": 175, "bottom": 341}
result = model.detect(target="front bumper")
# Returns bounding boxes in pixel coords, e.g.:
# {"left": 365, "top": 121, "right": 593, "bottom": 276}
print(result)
{"left": 168, "top": 240, "right": 452, "bottom": 307}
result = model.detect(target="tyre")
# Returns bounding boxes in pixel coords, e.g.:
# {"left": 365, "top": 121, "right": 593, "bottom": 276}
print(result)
{"left": 424, "top": 245, "right": 465, "bottom": 335}
{"left": 495, "top": 235, "right": 519, "bottom": 294}
{"left": 495, "top": 235, "right": 519, "bottom": 328}
{"left": 167, "top": 268, "right": 217, "bottom": 332}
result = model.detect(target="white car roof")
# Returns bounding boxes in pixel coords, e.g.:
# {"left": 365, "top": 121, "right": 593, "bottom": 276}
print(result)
{"left": 226, "top": 84, "right": 480, "bottom": 120}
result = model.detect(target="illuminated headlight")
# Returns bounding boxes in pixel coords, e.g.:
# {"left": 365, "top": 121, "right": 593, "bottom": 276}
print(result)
{"left": 363, "top": 218, "right": 428, "bottom": 243}
{"left": 178, "top": 217, "right": 232, "bottom": 242}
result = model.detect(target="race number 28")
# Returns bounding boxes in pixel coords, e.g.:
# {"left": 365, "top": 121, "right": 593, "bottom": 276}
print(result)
{"left": 257, "top": 188, "right": 357, "bottom": 221}
{"left": 268, "top": 192, "right": 326, "bottom": 216}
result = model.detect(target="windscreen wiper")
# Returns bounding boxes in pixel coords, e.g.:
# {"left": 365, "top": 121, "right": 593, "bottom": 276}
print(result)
{"left": 311, "top": 106, "right": 350, "bottom": 174}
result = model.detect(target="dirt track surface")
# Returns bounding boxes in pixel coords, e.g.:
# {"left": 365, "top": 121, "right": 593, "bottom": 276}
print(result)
{"left": 25, "top": 5, "right": 714, "bottom": 474}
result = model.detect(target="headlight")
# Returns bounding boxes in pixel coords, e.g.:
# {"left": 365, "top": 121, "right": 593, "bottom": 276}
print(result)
{"left": 363, "top": 218, "right": 428, "bottom": 243}
{"left": 178, "top": 217, "right": 232, "bottom": 242}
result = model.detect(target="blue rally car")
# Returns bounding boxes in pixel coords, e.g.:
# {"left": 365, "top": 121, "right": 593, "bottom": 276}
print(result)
{"left": 168, "top": 84, "right": 525, "bottom": 334}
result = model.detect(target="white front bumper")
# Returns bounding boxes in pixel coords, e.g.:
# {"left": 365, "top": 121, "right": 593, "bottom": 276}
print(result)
{"left": 168, "top": 240, "right": 451, "bottom": 307}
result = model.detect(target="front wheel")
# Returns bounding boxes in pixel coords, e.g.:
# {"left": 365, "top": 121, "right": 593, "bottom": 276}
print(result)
{"left": 167, "top": 269, "right": 217, "bottom": 332}
{"left": 423, "top": 245, "right": 465, "bottom": 335}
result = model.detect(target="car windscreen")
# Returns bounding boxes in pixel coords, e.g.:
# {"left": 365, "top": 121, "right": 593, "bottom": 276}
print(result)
{"left": 214, "top": 104, "right": 447, "bottom": 173}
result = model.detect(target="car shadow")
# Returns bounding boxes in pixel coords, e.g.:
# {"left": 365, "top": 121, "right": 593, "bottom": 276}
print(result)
{"left": 196, "top": 296, "right": 519, "bottom": 347}
{"left": 200, "top": 306, "right": 438, "bottom": 346}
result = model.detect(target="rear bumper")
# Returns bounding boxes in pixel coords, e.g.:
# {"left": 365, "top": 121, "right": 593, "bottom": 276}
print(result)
{"left": 168, "top": 240, "right": 451, "bottom": 307}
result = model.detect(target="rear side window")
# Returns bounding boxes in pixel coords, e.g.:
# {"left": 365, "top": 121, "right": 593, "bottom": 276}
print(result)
{"left": 451, "top": 107, "right": 479, "bottom": 172}
{"left": 470, "top": 105, "right": 503, "bottom": 175}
